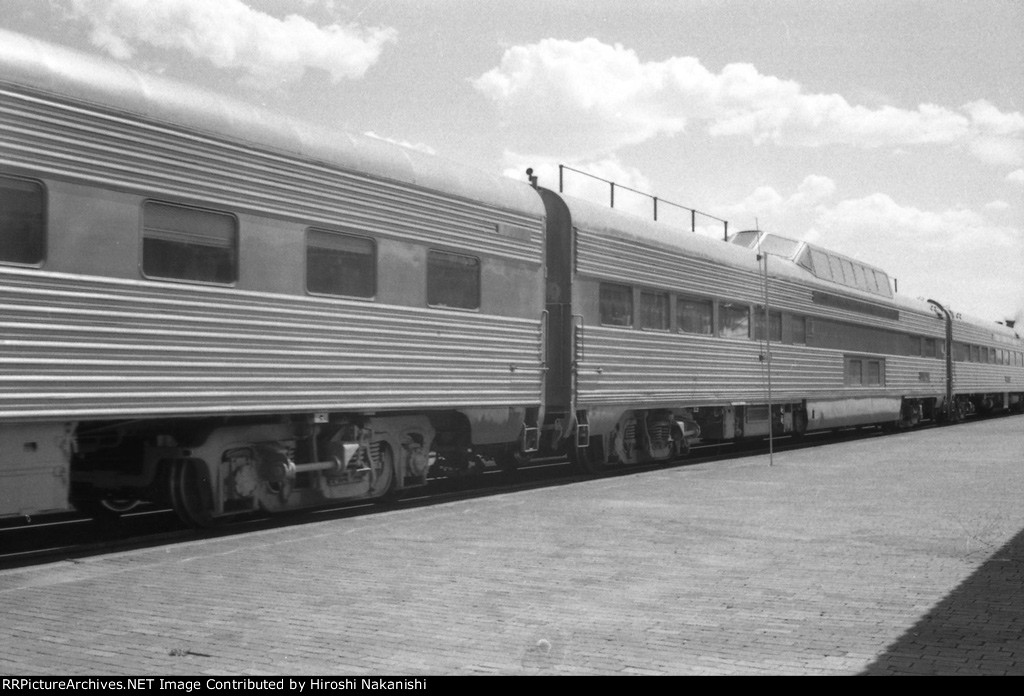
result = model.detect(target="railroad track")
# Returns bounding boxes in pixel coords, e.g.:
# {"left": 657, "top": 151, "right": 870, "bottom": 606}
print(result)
{"left": 0, "top": 417, "right": 976, "bottom": 569}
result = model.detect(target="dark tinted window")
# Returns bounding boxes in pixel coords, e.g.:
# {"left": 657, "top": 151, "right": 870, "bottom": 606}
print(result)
{"left": 791, "top": 315, "right": 807, "bottom": 344}
{"left": 599, "top": 283, "right": 633, "bottom": 326}
{"left": 847, "top": 359, "right": 863, "bottom": 386}
{"left": 953, "top": 342, "right": 968, "bottom": 362}
{"left": 867, "top": 360, "right": 883, "bottom": 385}
{"left": 142, "top": 201, "right": 237, "bottom": 284}
{"left": 307, "top": 229, "right": 375, "bottom": 298}
{"left": 640, "top": 290, "right": 669, "bottom": 330}
{"left": 753, "top": 308, "right": 782, "bottom": 342}
{"left": 0, "top": 175, "right": 45, "bottom": 265}
{"left": 678, "top": 298, "right": 712, "bottom": 335}
{"left": 427, "top": 250, "right": 479, "bottom": 309}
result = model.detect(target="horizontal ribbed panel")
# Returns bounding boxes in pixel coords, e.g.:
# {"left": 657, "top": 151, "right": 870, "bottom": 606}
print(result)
{"left": 575, "top": 328, "right": 1021, "bottom": 407}
{"left": 0, "top": 268, "right": 543, "bottom": 420}
{"left": 0, "top": 89, "right": 543, "bottom": 263}
{"left": 950, "top": 363, "right": 1024, "bottom": 392}
{"left": 578, "top": 328, "right": 838, "bottom": 406}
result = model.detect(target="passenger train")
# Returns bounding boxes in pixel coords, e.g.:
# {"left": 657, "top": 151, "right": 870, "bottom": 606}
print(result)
{"left": 2, "top": 30, "right": 1022, "bottom": 525}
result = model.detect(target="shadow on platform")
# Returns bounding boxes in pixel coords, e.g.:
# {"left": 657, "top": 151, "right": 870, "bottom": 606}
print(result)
{"left": 862, "top": 526, "right": 1024, "bottom": 675}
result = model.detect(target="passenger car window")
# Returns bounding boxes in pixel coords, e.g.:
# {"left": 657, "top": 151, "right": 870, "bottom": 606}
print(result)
{"left": 0, "top": 174, "right": 45, "bottom": 265}
{"left": 791, "top": 315, "right": 807, "bottom": 345}
{"left": 142, "top": 201, "right": 237, "bottom": 284}
{"left": 810, "top": 249, "right": 832, "bottom": 281}
{"left": 678, "top": 298, "right": 712, "bottom": 335}
{"left": 427, "top": 250, "right": 479, "bottom": 310}
{"left": 307, "top": 229, "right": 375, "bottom": 298}
{"left": 718, "top": 302, "right": 750, "bottom": 339}
{"left": 640, "top": 290, "right": 669, "bottom": 330}
{"left": 867, "top": 360, "right": 883, "bottom": 385}
{"left": 828, "top": 255, "right": 845, "bottom": 284}
{"left": 753, "top": 308, "right": 782, "bottom": 342}
{"left": 847, "top": 359, "right": 863, "bottom": 386}
{"left": 599, "top": 283, "right": 633, "bottom": 327}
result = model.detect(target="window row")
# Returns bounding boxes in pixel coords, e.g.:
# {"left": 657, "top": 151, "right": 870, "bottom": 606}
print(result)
{"left": 953, "top": 342, "right": 1024, "bottom": 367}
{"left": 599, "top": 282, "right": 1024, "bottom": 368}
{"left": 0, "top": 176, "right": 481, "bottom": 310}
{"left": 846, "top": 356, "right": 885, "bottom": 387}
{"left": 599, "top": 283, "right": 788, "bottom": 343}
{"left": 797, "top": 245, "right": 893, "bottom": 298}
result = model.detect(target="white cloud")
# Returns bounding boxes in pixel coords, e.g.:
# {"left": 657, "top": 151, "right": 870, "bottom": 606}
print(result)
{"left": 1007, "top": 169, "right": 1024, "bottom": 185}
{"left": 66, "top": 0, "right": 396, "bottom": 83}
{"left": 715, "top": 175, "right": 837, "bottom": 232}
{"left": 364, "top": 131, "right": 437, "bottom": 155}
{"left": 808, "top": 194, "right": 1023, "bottom": 321}
{"left": 474, "top": 38, "right": 1023, "bottom": 165}
{"left": 474, "top": 39, "right": 688, "bottom": 158}
{"left": 984, "top": 200, "right": 1011, "bottom": 211}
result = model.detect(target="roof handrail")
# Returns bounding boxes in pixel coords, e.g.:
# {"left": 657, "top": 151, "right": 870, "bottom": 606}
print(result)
{"left": 557, "top": 164, "right": 730, "bottom": 241}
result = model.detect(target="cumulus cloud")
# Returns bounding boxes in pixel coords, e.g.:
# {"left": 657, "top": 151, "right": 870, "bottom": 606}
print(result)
{"left": 473, "top": 38, "right": 1023, "bottom": 165}
{"left": 807, "top": 194, "right": 1023, "bottom": 320}
{"left": 474, "top": 39, "right": 691, "bottom": 157}
{"left": 1008, "top": 169, "right": 1024, "bottom": 185}
{"left": 65, "top": 0, "right": 396, "bottom": 83}
{"left": 714, "top": 175, "right": 837, "bottom": 234}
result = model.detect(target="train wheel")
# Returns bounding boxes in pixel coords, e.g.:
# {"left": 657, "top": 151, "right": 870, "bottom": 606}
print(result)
{"left": 571, "top": 435, "right": 607, "bottom": 474}
{"left": 169, "top": 459, "right": 214, "bottom": 528}
{"left": 672, "top": 434, "right": 691, "bottom": 459}
{"left": 369, "top": 442, "right": 398, "bottom": 501}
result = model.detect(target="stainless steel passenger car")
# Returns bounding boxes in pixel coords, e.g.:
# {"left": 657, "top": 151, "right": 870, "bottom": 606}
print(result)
{"left": 0, "top": 30, "right": 546, "bottom": 524}
{"left": 2, "top": 29, "right": 1020, "bottom": 524}
{"left": 535, "top": 189, "right": 1024, "bottom": 469}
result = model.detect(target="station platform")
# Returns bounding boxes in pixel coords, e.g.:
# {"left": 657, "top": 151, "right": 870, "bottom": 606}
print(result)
{"left": 1, "top": 416, "right": 1022, "bottom": 676}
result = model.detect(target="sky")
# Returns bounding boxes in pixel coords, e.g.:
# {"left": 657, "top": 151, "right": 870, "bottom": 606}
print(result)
{"left": 3, "top": 0, "right": 1022, "bottom": 324}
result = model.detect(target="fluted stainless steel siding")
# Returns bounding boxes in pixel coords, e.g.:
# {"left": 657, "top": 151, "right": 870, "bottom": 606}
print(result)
{"left": 950, "top": 361, "right": 1024, "bottom": 394}
{"left": 573, "top": 220, "right": 1023, "bottom": 406}
{"left": 0, "top": 55, "right": 548, "bottom": 423}
{"left": 576, "top": 329, "right": 837, "bottom": 406}
{"left": 0, "top": 87, "right": 543, "bottom": 265}
{"left": 947, "top": 317, "right": 1024, "bottom": 394}
{"left": 0, "top": 267, "right": 543, "bottom": 420}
